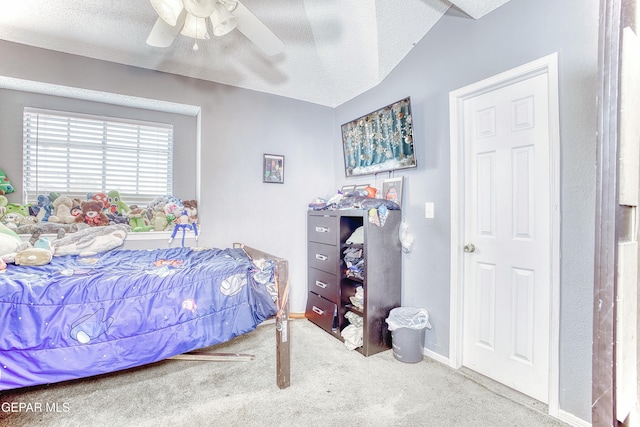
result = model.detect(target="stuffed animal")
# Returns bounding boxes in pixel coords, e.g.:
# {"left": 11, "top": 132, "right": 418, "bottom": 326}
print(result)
{"left": 70, "top": 198, "right": 83, "bottom": 219}
{"left": 152, "top": 211, "right": 169, "bottom": 231}
{"left": 108, "top": 190, "right": 130, "bottom": 214}
{"left": 52, "top": 224, "right": 128, "bottom": 257}
{"left": 0, "top": 169, "right": 14, "bottom": 194}
{"left": 126, "top": 206, "right": 153, "bottom": 232}
{"left": 0, "top": 221, "right": 21, "bottom": 258}
{"left": 16, "top": 222, "right": 89, "bottom": 245}
{"left": 92, "top": 193, "right": 109, "bottom": 211}
{"left": 49, "top": 196, "right": 77, "bottom": 224}
{"left": 75, "top": 200, "right": 110, "bottom": 227}
{"left": 147, "top": 196, "right": 167, "bottom": 214}
{"left": 182, "top": 199, "right": 198, "bottom": 224}
{"left": 12, "top": 238, "right": 54, "bottom": 266}
{"left": 106, "top": 212, "right": 129, "bottom": 225}
{"left": 1, "top": 204, "right": 35, "bottom": 230}
{"left": 163, "top": 201, "right": 182, "bottom": 225}
{"left": 0, "top": 194, "right": 7, "bottom": 218}
{"left": 32, "top": 194, "right": 53, "bottom": 222}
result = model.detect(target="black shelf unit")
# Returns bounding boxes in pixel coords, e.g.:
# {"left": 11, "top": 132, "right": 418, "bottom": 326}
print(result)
{"left": 305, "top": 209, "right": 402, "bottom": 356}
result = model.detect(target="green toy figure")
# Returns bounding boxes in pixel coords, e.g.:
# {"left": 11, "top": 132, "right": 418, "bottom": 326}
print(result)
{"left": 126, "top": 206, "right": 153, "bottom": 232}
{"left": 107, "top": 190, "right": 130, "bottom": 214}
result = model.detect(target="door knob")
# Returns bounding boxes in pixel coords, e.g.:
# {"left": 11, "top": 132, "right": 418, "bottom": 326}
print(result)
{"left": 464, "top": 243, "right": 476, "bottom": 253}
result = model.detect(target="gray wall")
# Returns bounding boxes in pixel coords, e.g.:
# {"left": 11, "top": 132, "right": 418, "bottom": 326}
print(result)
{"left": 0, "top": 40, "right": 336, "bottom": 316}
{"left": 333, "top": 0, "right": 598, "bottom": 421}
{"left": 0, "top": 0, "right": 598, "bottom": 420}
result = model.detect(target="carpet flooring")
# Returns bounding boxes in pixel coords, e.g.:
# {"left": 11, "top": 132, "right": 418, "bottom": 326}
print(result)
{"left": 0, "top": 319, "right": 567, "bottom": 426}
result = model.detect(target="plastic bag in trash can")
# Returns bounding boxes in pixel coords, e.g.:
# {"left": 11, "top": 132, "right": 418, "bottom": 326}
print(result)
{"left": 385, "top": 307, "right": 432, "bottom": 331}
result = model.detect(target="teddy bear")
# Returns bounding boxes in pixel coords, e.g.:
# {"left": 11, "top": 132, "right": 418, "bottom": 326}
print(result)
{"left": 75, "top": 200, "right": 109, "bottom": 227}
{"left": 48, "top": 196, "right": 77, "bottom": 224}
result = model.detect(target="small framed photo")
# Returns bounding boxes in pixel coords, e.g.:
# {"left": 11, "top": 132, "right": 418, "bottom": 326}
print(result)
{"left": 263, "top": 154, "right": 284, "bottom": 184}
{"left": 383, "top": 177, "right": 404, "bottom": 206}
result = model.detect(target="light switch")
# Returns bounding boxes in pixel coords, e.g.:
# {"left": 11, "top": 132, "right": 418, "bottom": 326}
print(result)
{"left": 425, "top": 202, "right": 435, "bottom": 219}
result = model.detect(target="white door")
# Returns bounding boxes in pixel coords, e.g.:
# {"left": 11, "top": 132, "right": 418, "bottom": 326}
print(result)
{"left": 461, "top": 72, "right": 552, "bottom": 403}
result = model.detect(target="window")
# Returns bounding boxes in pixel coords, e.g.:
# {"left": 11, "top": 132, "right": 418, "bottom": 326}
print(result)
{"left": 23, "top": 108, "right": 173, "bottom": 206}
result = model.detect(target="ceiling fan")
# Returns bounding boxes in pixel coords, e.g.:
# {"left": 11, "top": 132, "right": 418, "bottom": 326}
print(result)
{"left": 146, "top": 0, "right": 285, "bottom": 55}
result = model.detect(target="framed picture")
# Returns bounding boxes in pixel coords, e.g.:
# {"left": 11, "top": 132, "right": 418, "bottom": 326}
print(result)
{"left": 341, "top": 97, "right": 416, "bottom": 177}
{"left": 263, "top": 154, "right": 284, "bottom": 184}
{"left": 382, "top": 177, "right": 404, "bottom": 206}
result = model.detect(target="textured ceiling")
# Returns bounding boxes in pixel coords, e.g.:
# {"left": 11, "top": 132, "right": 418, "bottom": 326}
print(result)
{"left": 0, "top": 0, "right": 510, "bottom": 107}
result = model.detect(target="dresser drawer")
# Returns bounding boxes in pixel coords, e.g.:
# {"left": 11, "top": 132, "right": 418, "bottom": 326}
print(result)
{"left": 308, "top": 268, "right": 339, "bottom": 303}
{"left": 308, "top": 241, "right": 339, "bottom": 274}
{"left": 305, "top": 292, "right": 337, "bottom": 334}
{"left": 307, "top": 214, "right": 337, "bottom": 245}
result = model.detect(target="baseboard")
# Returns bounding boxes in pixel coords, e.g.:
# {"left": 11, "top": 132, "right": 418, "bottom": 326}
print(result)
{"left": 289, "top": 312, "right": 306, "bottom": 319}
{"left": 557, "top": 409, "right": 590, "bottom": 427}
{"left": 422, "top": 346, "right": 450, "bottom": 365}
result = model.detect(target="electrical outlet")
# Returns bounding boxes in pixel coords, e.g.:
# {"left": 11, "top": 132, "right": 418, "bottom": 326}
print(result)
{"left": 425, "top": 202, "right": 435, "bottom": 219}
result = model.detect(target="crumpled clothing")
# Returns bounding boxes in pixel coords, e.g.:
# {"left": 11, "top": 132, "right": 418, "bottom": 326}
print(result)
{"left": 343, "top": 247, "right": 364, "bottom": 280}
{"left": 345, "top": 311, "right": 363, "bottom": 328}
{"left": 341, "top": 324, "right": 363, "bottom": 350}
{"left": 349, "top": 286, "right": 364, "bottom": 309}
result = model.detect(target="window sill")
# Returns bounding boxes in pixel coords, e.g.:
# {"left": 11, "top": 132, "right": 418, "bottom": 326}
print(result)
{"left": 19, "top": 229, "right": 198, "bottom": 242}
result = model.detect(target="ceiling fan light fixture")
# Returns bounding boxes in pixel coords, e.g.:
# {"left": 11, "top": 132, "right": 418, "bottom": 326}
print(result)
{"left": 210, "top": 2, "right": 238, "bottom": 37}
{"left": 218, "top": 0, "right": 238, "bottom": 13}
{"left": 149, "top": 0, "right": 184, "bottom": 26}
{"left": 181, "top": 14, "right": 209, "bottom": 39}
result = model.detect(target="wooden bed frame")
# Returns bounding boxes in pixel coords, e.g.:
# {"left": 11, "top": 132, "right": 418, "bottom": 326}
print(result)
{"left": 170, "top": 244, "right": 290, "bottom": 389}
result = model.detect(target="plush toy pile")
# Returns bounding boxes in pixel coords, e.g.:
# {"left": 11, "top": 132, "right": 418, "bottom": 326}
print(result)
{"left": 0, "top": 191, "right": 198, "bottom": 234}
{"left": 0, "top": 190, "right": 199, "bottom": 270}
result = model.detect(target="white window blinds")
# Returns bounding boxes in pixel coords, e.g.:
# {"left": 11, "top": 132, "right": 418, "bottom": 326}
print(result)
{"left": 23, "top": 108, "right": 173, "bottom": 206}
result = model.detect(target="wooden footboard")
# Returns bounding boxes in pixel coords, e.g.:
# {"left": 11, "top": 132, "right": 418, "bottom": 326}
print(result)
{"left": 238, "top": 244, "right": 290, "bottom": 389}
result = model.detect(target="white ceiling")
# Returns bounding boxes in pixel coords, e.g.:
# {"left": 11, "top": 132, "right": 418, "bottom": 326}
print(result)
{"left": 0, "top": 0, "right": 510, "bottom": 107}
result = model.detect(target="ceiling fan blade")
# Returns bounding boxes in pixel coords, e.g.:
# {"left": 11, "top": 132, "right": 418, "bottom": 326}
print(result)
{"left": 146, "top": 10, "right": 187, "bottom": 48}
{"left": 232, "top": 1, "right": 285, "bottom": 56}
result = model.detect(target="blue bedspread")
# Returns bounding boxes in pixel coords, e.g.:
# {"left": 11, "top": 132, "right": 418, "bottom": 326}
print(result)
{"left": 0, "top": 247, "right": 277, "bottom": 390}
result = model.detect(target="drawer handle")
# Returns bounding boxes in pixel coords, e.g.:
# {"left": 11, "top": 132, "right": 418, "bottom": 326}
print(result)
{"left": 314, "top": 280, "right": 328, "bottom": 289}
{"left": 315, "top": 254, "right": 328, "bottom": 261}
{"left": 315, "top": 226, "right": 329, "bottom": 233}
{"left": 312, "top": 306, "right": 325, "bottom": 315}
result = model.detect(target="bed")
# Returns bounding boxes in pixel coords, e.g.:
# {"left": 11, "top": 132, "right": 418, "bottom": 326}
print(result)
{"left": 0, "top": 243, "right": 290, "bottom": 390}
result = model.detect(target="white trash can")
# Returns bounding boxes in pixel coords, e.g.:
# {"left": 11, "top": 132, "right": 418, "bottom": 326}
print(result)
{"left": 386, "top": 307, "right": 432, "bottom": 363}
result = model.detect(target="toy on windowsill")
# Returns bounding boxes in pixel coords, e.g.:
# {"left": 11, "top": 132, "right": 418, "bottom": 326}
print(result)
{"left": 1, "top": 204, "right": 37, "bottom": 230}
{"left": 75, "top": 200, "right": 110, "bottom": 227}
{"left": 49, "top": 196, "right": 77, "bottom": 224}
{"left": 126, "top": 206, "right": 154, "bottom": 232}
{"left": 107, "top": 190, "right": 130, "bottom": 214}
{"left": 31, "top": 194, "right": 53, "bottom": 222}
{"left": 169, "top": 210, "right": 198, "bottom": 247}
